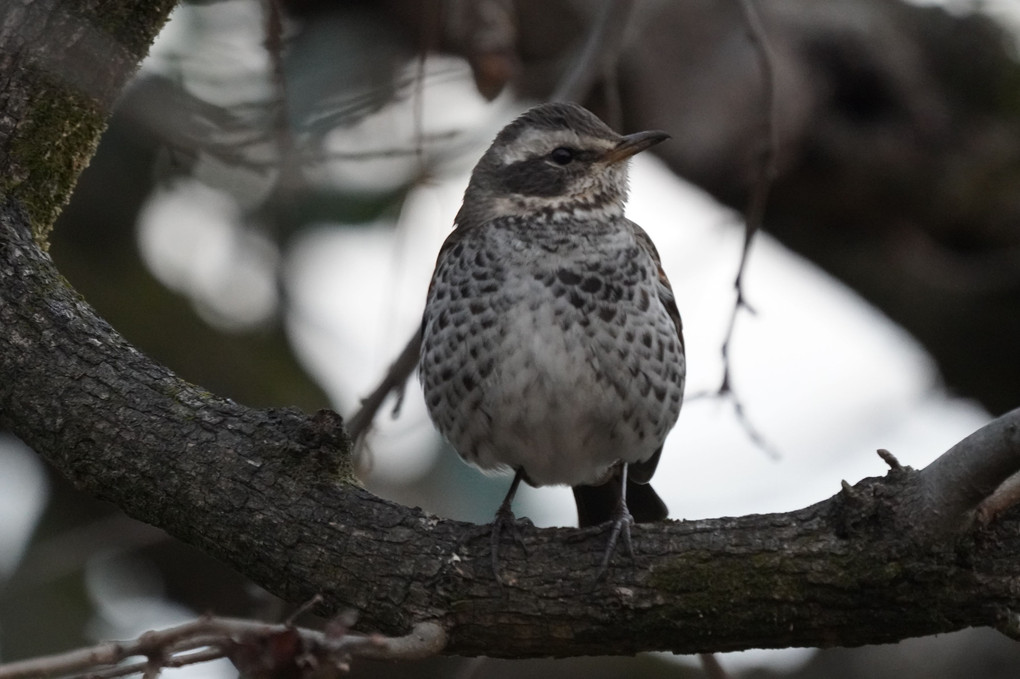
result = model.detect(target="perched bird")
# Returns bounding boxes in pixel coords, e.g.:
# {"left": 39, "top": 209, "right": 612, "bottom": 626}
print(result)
{"left": 419, "top": 102, "right": 685, "bottom": 580}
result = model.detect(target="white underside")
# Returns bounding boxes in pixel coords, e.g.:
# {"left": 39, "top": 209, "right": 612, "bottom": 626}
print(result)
{"left": 463, "top": 298, "right": 669, "bottom": 487}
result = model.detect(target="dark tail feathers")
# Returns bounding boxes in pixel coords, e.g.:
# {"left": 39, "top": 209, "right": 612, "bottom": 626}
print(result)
{"left": 572, "top": 479, "right": 668, "bottom": 528}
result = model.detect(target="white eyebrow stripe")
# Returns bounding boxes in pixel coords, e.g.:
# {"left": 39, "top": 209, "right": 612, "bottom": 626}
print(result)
{"left": 495, "top": 128, "right": 597, "bottom": 165}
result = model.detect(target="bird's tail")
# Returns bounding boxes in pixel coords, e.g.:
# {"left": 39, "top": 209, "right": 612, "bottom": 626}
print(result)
{"left": 572, "top": 479, "right": 668, "bottom": 528}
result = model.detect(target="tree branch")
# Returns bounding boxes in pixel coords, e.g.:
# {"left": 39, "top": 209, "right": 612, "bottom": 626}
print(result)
{"left": 912, "top": 410, "right": 1020, "bottom": 532}
{"left": 4, "top": 0, "right": 1020, "bottom": 663}
{"left": 4, "top": 200, "right": 1020, "bottom": 657}
{"left": 698, "top": 0, "right": 781, "bottom": 457}
{"left": 552, "top": 0, "right": 636, "bottom": 106}
{"left": 346, "top": 329, "right": 421, "bottom": 442}
{"left": 0, "top": 0, "right": 175, "bottom": 240}
{"left": 0, "top": 615, "right": 447, "bottom": 679}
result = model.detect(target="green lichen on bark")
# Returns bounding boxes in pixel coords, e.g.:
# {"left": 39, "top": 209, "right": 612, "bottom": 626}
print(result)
{"left": 0, "top": 0, "right": 177, "bottom": 249}
{"left": 6, "top": 82, "right": 106, "bottom": 248}
{"left": 84, "top": 0, "right": 178, "bottom": 62}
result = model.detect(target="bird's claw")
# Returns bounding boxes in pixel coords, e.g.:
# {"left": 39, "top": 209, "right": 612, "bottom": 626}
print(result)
{"left": 490, "top": 505, "right": 528, "bottom": 585}
{"left": 595, "top": 507, "right": 635, "bottom": 583}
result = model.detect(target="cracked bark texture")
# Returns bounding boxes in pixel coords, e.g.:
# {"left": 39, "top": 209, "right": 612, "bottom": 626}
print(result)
{"left": 4, "top": 202, "right": 1020, "bottom": 655}
{"left": 4, "top": 0, "right": 1020, "bottom": 662}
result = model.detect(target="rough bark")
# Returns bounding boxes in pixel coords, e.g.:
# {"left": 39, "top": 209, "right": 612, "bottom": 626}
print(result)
{"left": 4, "top": 200, "right": 1020, "bottom": 657}
{"left": 0, "top": 0, "right": 174, "bottom": 241}
{"left": 4, "top": 0, "right": 1020, "bottom": 661}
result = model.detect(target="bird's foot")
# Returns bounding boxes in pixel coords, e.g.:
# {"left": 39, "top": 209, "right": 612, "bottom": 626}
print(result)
{"left": 594, "top": 505, "right": 635, "bottom": 582}
{"left": 489, "top": 503, "right": 528, "bottom": 585}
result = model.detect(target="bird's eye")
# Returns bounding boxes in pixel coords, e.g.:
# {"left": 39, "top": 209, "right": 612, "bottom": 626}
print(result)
{"left": 549, "top": 147, "right": 575, "bottom": 165}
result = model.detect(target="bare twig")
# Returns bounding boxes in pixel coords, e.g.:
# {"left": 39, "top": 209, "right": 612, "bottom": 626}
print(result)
{"left": 730, "top": 388, "right": 781, "bottom": 460}
{"left": 552, "top": 0, "right": 636, "bottom": 105}
{"left": 286, "top": 593, "right": 325, "bottom": 626}
{"left": 262, "top": 0, "right": 303, "bottom": 192}
{"left": 345, "top": 329, "right": 422, "bottom": 443}
{"left": 709, "top": 0, "right": 779, "bottom": 456}
{"left": 877, "top": 448, "right": 904, "bottom": 470}
{"left": 733, "top": 0, "right": 778, "bottom": 262}
{"left": 412, "top": 0, "right": 442, "bottom": 168}
{"left": 720, "top": 0, "right": 777, "bottom": 374}
{"left": 0, "top": 616, "right": 447, "bottom": 679}
{"left": 978, "top": 471, "right": 1020, "bottom": 525}
{"left": 86, "top": 648, "right": 222, "bottom": 679}
{"left": 911, "top": 406, "right": 1020, "bottom": 535}
{"left": 355, "top": 621, "right": 447, "bottom": 661}
{"left": 699, "top": 653, "right": 733, "bottom": 679}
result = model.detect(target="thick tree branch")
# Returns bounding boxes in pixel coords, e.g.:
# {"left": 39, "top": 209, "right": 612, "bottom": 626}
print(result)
{"left": 4, "top": 0, "right": 1020, "bottom": 663}
{"left": 4, "top": 201, "right": 1020, "bottom": 657}
{"left": 0, "top": 0, "right": 174, "bottom": 241}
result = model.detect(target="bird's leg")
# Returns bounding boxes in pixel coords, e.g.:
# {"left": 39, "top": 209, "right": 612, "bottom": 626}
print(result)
{"left": 595, "top": 462, "right": 635, "bottom": 582}
{"left": 490, "top": 468, "right": 528, "bottom": 584}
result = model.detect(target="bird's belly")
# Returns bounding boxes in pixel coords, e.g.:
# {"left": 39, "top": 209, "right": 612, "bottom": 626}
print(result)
{"left": 474, "top": 336, "right": 630, "bottom": 485}
{"left": 421, "top": 288, "right": 684, "bottom": 487}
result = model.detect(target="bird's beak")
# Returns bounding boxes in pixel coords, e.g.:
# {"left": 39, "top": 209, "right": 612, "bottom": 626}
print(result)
{"left": 603, "top": 129, "right": 670, "bottom": 164}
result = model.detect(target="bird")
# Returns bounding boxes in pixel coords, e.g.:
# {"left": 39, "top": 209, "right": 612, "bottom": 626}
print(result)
{"left": 418, "top": 101, "right": 685, "bottom": 581}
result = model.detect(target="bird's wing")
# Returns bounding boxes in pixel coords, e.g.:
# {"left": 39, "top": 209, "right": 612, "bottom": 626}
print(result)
{"left": 629, "top": 220, "right": 684, "bottom": 351}
{"left": 627, "top": 220, "right": 685, "bottom": 485}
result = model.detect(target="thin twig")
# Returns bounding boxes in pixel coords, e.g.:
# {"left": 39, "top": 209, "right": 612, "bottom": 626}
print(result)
{"left": 552, "top": 0, "right": 636, "bottom": 104}
{"left": 355, "top": 622, "right": 447, "bottom": 661}
{"left": 731, "top": 390, "right": 781, "bottom": 460}
{"left": 262, "top": 0, "right": 302, "bottom": 191}
{"left": 285, "top": 593, "right": 324, "bottom": 626}
{"left": 877, "top": 448, "right": 904, "bottom": 470}
{"left": 699, "top": 652, "right": 733, "bottom": 679}
{"left": 714, "top": 0, "right": 780, "bottom": 456}
{"left": 978, "top": 471, "right": 1020, "bottom": 525}
{"left": 600, "top": 53, "right": 623, "bottom": 131}
{"left": 720, "top": 0, "right": 777, "bottom": 383}
{"left": 412, "top": 0, "right": 442, "bottom": 169}
{"left": 345, "top": 329, "right": 422, "bottom": 443}
{"left": 0, "top": 617, "right": 447, "bottom": 679}
{"left": 85, "top": 648, "right": 222, "bottom": 679}
{"left": 735, "top": 0, "right": 778, "bottom": 267}
{"left": 915, "top": 406, "right": 1020, "bottom": 534}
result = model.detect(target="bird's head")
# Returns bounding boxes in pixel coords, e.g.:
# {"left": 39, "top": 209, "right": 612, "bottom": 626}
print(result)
{"left": 456, "top": 102, "right": 669, "bottom": 227}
